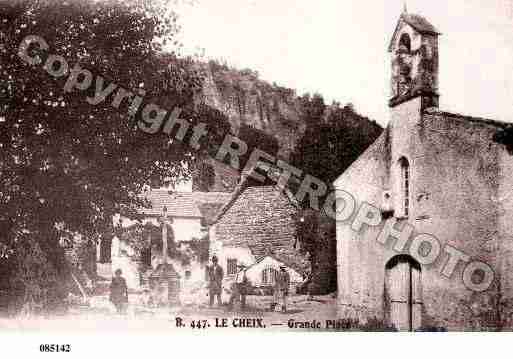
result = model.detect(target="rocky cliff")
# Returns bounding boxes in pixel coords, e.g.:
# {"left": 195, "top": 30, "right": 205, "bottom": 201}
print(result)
{"left": 191, "top": 61, "right": 383, "bottom": 294}
{"left": 198, "top": 60, "right": 306, "bottom": 159}
{"left": 192, "top": 60, "right": 382, "bottom": 193}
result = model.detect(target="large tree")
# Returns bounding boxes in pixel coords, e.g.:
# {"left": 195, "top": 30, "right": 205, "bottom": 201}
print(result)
{"left": 291, "top": 100, "right": 383, "bottom": 185}
{"left": 290, "top": 97, "right": 383, "bottom": 294}
{"left": 0, "top": 0, "right": 228, "bottom": 313}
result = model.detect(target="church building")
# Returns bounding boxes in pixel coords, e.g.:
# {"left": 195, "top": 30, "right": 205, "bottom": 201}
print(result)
{"left": 334, "top": 10, "right": 513, "bottom": 331}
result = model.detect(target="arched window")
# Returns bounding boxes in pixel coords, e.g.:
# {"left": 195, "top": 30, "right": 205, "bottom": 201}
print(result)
{"left": 399, "top": 33, "right": 411, "bottom": 53}
{"left": 398, "top": 157, "right": 410, "bottom": 217}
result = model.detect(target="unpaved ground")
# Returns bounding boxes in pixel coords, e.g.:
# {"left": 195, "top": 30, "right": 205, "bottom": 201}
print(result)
{"left": 0, "top": 294, "right": 338, "bottom": 332}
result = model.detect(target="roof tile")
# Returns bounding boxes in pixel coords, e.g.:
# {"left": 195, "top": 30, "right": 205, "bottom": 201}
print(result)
{"left": 402, "top": 13, "right": 440, "bottom": 35}
{"left": 140, "top": 190, "right": 232, "bottom": 218}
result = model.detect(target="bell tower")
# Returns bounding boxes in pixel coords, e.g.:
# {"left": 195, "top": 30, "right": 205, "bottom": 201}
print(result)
{"left": 388, "top": 9, "right": 440, "bottom": 109}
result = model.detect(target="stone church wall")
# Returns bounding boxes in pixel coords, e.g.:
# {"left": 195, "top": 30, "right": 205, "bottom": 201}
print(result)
{"left": 335, "top": 107, "right": 510, "bottom": 329}
{"left": 334, "top": 128, "right": 392, "bottom": 321}
{"left": 408, "top": 112, "right": 501, "bottom": 330}
{"left": 496, "top": 138, "right": 513, "bottom": 327}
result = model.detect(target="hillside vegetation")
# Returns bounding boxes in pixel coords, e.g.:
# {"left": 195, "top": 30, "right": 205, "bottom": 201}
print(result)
{"left": 192, "top": 60, "right": 384, "bottom": 294}
{"left": 192, "top": 59, "right": 383, "bottom": 193}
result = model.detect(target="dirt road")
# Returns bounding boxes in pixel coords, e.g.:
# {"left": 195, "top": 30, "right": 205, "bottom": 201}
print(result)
{"left": 0, "top": 294, "right": 338, "bottom": 332}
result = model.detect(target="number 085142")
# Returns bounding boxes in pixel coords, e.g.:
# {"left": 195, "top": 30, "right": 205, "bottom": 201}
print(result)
{"left": 39, "top": 344, "right": 71, "bottom": 353}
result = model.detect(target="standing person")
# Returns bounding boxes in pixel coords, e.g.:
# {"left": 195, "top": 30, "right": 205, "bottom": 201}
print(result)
{"left": 109, "top": 269, "right": 128, "bottom": 314}
{"left": 304, "top": 270, "right": 314, "bottom": 301}
{"left": 206, "top": 256, "right": 223, "bottom": 307}
{"left": 273, "top": 265, "right": 290, "bottom": 313}
{"left": 229, "top": 263, "right": 249, "bottom": 311}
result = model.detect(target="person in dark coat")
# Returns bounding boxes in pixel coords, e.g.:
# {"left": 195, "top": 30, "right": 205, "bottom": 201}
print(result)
{"left": 109, "top": 268, "right": 128, "bottom": 314}
{"left": 229, "top": 263, "right": 250, "bottom": 311}
{"left": 205, "top": 256, "right": 223, "bottom": 307}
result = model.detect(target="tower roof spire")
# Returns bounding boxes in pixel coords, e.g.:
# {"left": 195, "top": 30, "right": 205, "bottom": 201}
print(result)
{"left": 403, "top": 2, "right": 408, "bottom": 14}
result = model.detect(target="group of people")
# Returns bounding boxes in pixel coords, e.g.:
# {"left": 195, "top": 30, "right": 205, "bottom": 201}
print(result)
{"left": 109, "top": 255, "right": 292, "bottom": 314}
{"left": 205, "top": 256, "right": 291, "bottom": 313}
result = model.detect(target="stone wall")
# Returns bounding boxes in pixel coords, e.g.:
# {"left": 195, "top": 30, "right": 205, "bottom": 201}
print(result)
{"left": 213, "top": 186, "right": 298, "bottom": 256}
{"left": 404, "top": 110, "right": 502, "bottom": 330}
{"left": 334, "top": 127, "right": 392, "bottom": 321}
{"left": 211, "top": 186, "right": 309, "bottom": 274}
{"left": 492, "top": 125, "right": 513, "bottom": 328}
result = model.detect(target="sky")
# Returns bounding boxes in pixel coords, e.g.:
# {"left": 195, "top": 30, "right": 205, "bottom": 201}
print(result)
{"left": 175, "top": 0, "right": 513, "bottom": 126}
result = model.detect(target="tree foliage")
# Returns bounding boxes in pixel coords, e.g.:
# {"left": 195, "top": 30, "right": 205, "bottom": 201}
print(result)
{"left": 291, "top": 98, "right": 383, "bottom": 185}
{"left": 290, "top": 95, "right": 383, "bottom": 294}
{"left": 0, "top": 0, "right": 228, "bottom": 312}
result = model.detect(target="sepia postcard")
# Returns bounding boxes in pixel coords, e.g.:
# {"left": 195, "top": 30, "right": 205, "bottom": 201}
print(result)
{"left": 1, "top": 0, "right": 513, "bottom": 356}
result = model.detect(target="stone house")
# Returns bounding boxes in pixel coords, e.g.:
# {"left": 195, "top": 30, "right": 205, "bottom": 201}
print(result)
{"left": 209, "top": 185, "right": 309, "bottom": 291}
{"left": 334, "top": 10, "right": 513, "bottom": 330}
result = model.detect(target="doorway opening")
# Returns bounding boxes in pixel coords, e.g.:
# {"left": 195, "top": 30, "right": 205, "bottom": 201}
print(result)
{"left": 385, "top": 255, "right": 422, "bottom": 331}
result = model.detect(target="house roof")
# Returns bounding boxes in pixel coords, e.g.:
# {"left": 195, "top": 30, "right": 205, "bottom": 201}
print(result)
{"left": 252, "top": 253, "right": 306, "bottom": 276}
{"left": 211, "top": 181, "right": 299, "bottom": 225}
{"left": 401, "top": 13, "right": 440, "bottom": 35}
{"left": 140, "top": 190, "right": 232, "bottom": 219}
{"left": 211, "top": 183, "right": 309, "bottom": 272}
{"left": 424, "top": 108, "right": 509, "bottom": 129}
{"left": 388, "top": 12, "right": 441, "bottom": 52}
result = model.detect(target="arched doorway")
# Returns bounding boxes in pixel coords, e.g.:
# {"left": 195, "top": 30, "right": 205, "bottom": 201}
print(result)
{"left": 385, "top": 255, "right": 422, "bottom": 331}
